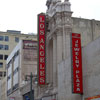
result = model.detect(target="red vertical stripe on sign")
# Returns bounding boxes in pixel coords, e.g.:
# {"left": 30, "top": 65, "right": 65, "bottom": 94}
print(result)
{"left": 72, "top": 33, "right": 83, "bottom": 94}
{"left": 38, "top": 14, "right": 46, "bottom": 85}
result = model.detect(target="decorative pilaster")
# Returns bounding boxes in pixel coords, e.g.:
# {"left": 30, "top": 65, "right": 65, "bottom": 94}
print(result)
{"left": 46, "top": 40, "right": 50, "bottom": 84}
{"left": 45, "top": 1, "right": 74, "bottom": 100}
{"left": 65, "top": 28, "right": 72, "bottom": 59}
{"left": 49, "top": 39, "right": 53, "bottom": 84}
{"left": 56, "top": 29, "right": 63, "bottom": 64}
{"left": 53, "top": 34, "right": 57, "bottom": 87}
{"left": 46, "top": 39, "right": 53, "bottom": 84}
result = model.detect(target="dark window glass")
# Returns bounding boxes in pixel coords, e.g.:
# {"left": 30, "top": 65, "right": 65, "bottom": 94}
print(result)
{"left": 7, "top": 89, "right": 12, "bottom": 95}
{"left": 7, "top": 76, "right": 10, "bottom": 80}
{"left": 0, "top": 63, "right": 3, "bottom": 68}
{"left": 4, "top": 55, "right": 8, "bottom": 60}
{"left": 7, "top": 74, "right": 11, "bottom": 80}
{"left": 15, "top": 37, "right": 19, "bottom": 42}
{"left": 13, "top": 67, "right": 19, "bottom": 75}
{"left": 5, "top": 36, "right": 9, "bottom": 41}
{"left": 13, "top": 83, "right": 18, "bottom": 90}
{"left": 0, "top": 36, "right": 4, "bottom": 41}
{"left": 0, "top": 55, "right": 3, "bottom": 60}
{"left": 5, "top": 45, "right": 9, "bottom": 50}
{"left": 0, "top": 72, "right": 2, "bottom": 77}
{"left": 4, "top": 72, "right": 6, "bottom": 77}
{"left": 0, "top": 45, "right": 3, "bottom": 50}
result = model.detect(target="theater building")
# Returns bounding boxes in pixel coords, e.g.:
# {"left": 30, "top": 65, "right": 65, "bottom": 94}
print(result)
{"left": 37, "top": 0, "right": 100, "bottom": 100}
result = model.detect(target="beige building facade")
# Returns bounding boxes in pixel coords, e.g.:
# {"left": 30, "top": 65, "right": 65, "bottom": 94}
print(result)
{"left": 0, "top": 77, "right": 7, "bottom": 100}
{"left": 6, "top": 40, "right": 37, "bottom": 100}
{"left": 0, "top": 30, "right": 36, "bottom": 79}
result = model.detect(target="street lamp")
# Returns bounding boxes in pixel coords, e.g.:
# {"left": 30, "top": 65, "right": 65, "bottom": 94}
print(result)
{"left": 25, "top": 72, "right": 35, "bottom": 100}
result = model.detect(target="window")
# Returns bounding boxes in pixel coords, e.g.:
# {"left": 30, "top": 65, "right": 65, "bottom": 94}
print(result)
{"left": 0, "top": 55, "right": 3, "bottom": 60}
{"left": 5, "top": 36, "right": 9, "bottom": 41}
{"left": 5, "top": 45, "right": 9, "bottom": 50}
{"left": 4, "top": 72, "right": 6, "bottom": 77}
{"left": 0, "top": 72, "right": 3, "bottom": 77}
{"left": 0, "top": 45, "right": 3, "bottom": 50}
{"left": 0, "top": 63, "right": 3, "bottom": 68}
{"left": 7, "top": 74, "right": 11, "bottom": 80}
{"left": 0, "top": 36, "right": 4, "bottom": 41}
{"left": 4, "top": 55, "right": 8, "bottom": 60}
{"left": 7, "top": 89, "right": 12, "bottom": 95}
{"left": 13, "top": 83, "right": 18, "bottom": 90}
{"left": 13, "top": 67, "right": 19, "bottom": 75}
{"left": 15, "top": 37, "right": 19, "bottom": 42}
{"left": 0, "top": 45, "right": 9, "bottom": 50}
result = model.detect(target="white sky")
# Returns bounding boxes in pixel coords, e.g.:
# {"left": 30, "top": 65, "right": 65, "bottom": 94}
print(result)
{"left": 0, "top": 0, "right": 100, "bottom": 34}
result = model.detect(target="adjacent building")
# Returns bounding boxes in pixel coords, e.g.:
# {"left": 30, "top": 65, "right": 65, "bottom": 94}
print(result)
{"left": 0, "top": 77, "right": 7, "bottom": 100}
{"left": 0, "top": 30, "right": 36, "bottom": 79}
{"left": 0, "top": 80, "right": 1, "bottom": 100}
{"left": 6, "top": 40, "right": 37, "bottom": 100}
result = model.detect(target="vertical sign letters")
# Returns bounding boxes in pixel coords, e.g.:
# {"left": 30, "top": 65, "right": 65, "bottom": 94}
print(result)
{"left": 71, "top": 33, "right": 83, "bottom": 94}
{"left": 38, "top": 13, "right": 46, "bottom": 85}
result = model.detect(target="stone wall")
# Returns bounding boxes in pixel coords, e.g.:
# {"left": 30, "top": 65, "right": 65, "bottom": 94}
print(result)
{"left": 7, "top": 89, "right": 22, "bottom": 100}
{"left": 44, "top": 0, "right": 100, "bottom": 100}
{"left": 72, "top": 17, "right": 100, "bottom": 47}
{"left": 0, "top": 80, "right": 1, "bottom": 100}
{"left": 46, "top": 10, "right": 100, "bottom": 100}
{"left": 57, "top": 37, "right": 82, "bottom": 100}
{"left": 82, "top": 36, "right": 100, "bottom": 99}
{"left": 58, "top": 35, "right": 100, "bottom": 100}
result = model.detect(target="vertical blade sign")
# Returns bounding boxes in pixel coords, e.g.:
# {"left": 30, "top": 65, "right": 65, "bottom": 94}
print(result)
{"left": 71, "top": 33, "right": 83, "bottom": 94}
{"left": 38, "top": 13, "right": 46, "bottom": 85}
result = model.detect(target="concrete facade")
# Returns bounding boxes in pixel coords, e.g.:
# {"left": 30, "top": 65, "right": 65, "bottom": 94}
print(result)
{"left": 0, "top": 80, "right": 1, "bottom": 100}
{"left": 0, "top": 77, "right": 7, "bottom": 100}
{"left": 72, "top": 17, "right": 100, "bottom": 46}
{"left": 58, "top": 34, "right": 100, "bottom": 100}
{"left": 6, "top": 40, "right": 37, "bottom": 100}
{"left": 37, "top": 0, "right": 100, "bottom": 100}
{"left": 82, "top": 37, "right": 100, "bottom": 99}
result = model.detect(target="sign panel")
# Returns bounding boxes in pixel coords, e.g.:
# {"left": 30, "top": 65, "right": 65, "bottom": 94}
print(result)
{"left": 9, "top": 97, "right": 15, "bottom": 100}
{"left": 25, "top": 96, "right": 30, "bottom": 100}
{"left": 23, "top": 40, "right": 37, "bottom": 61}
{"left": 85, "top": 95, "right": 100, "bottom": 100}
{"left": 71, "top": 33, "right": 83, "bottom": 94}
{"left": 38, "top": 13, "right": 46, "bottom": 85}
{"left": 23, "top": 40, "right": 37, "bottom": 49}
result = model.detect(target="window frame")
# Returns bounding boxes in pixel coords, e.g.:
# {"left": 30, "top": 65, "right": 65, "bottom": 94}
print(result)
{"left": 0, "top": 44, "right": 3, "bottom": 50}
{"left": 5, "top": 45, "right": 9, "bottom": 50}
{"left": 0, "top": 62, "right": 3, "bottom": 68}
{"left": 5, "top": 36, "right": 9, "bottom": 41}
{"left": 4, "top": 55, "right": 8, "bottom": 60}
{"left": 0, "top": 54, "right": 3, "bottom": 60}
{"left": 0, "top": 36, "right": 4, "bottom": 41}
{"left": 15, "top": 37, "right": 19, "bottom": 42}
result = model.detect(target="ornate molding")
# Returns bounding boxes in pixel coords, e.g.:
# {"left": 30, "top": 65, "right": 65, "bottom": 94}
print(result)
{"left": 53, "top": 33, "right": 57, "bottom": 40}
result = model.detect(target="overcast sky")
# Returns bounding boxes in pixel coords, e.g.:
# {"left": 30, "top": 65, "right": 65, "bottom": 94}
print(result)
{"left": 0, "top": 0, "right": 100, "bottom": 34}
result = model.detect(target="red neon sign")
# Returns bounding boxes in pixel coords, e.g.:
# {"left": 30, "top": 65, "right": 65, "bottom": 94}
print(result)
{"left": 38, "top": 13, "right": 46, "bottom": 85}
{"left": 71, "top": 33, "right": 83, "bottom": 94}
